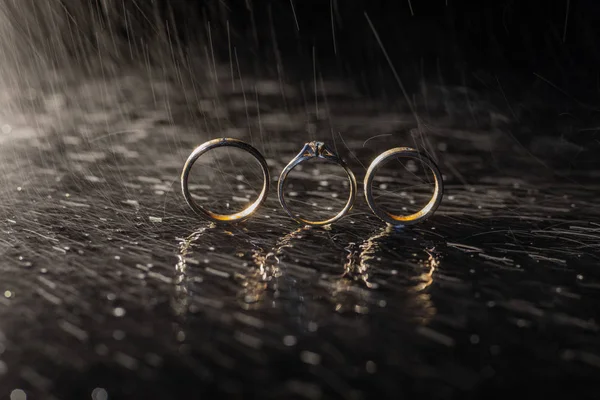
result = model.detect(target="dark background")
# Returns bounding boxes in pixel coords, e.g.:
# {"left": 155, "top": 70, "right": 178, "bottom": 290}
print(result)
{"left": 5, "top": 0, "right": 600, "bottom": 93}
{"left": 3, "top": 0, "right": 599, "bottom": 161}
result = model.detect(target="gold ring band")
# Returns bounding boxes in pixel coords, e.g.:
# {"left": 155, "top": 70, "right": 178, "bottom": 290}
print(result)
{"left": 364, "top": 147, "right": 443, "bottom": 226}
{"left": 181, "top": 138, "right": 269, "bottom": 223}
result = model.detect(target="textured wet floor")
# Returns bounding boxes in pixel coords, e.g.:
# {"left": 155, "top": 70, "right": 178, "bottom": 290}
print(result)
{"left": 0, "top": 65, "right": 600, "bottom": 400}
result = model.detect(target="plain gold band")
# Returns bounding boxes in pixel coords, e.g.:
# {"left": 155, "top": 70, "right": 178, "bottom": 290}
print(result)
{"left": 364, "top": 147, "right": 443, "bottom": 226}
{"left": 181, "top": 138, "right": 269, "bottom": 223}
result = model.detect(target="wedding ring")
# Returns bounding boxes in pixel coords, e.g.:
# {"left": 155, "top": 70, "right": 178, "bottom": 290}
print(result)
{"left": 181, "top": 138, "right": 269, "bottom": 223}
{"left": 278, "top": 141, "right": 357, "bottom": 226}
{"left": 364, "top": 147, "right": 443, "bottom": 226}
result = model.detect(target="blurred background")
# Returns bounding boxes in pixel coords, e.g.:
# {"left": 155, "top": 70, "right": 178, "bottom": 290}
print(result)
{"left": 2, "top": 0, "right": 598, "bottom": 168}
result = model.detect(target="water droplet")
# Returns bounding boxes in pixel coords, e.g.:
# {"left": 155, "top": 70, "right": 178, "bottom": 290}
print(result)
{"left": 283, "top": 335, "right": 297, "bottom": 346}
{"left": 354, "top": 305, "right": 369, "bottom": 314}
{"left": 300, "top": 351, "right": 321, "bottom": 365}
{"left": 366, "top": 360, "right": 377, "bottom": 373}
{"left": 91, "top": 388, "right": 108, "bottom": 400}
{"left": 10, "top": 389, "right": 26, "bottom": 400}
{"left": 113, "top": 307, "right": 126, "bottom": 317}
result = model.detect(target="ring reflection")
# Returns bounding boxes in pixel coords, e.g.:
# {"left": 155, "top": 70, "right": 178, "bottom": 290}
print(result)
{"left": 173, "top": 223, "right": 440, "bottom": 326}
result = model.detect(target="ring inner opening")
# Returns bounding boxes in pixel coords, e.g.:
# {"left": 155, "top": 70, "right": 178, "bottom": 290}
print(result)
{"left": 282, "top": 158, "right": 351, "bottom": 223}
{"left": 187, "top": 146, "right": 266, "bottom": 219}
{"left": 370, "top": 155, "right": 437, "bottom": 221}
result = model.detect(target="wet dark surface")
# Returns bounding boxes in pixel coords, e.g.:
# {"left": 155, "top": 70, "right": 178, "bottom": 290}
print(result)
{"left": 2, "top": 2, "right": 600, "bottom": 399}
{"left": 1, "top": 68, "right": 600, "bottom": 399}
